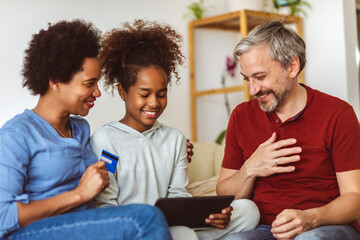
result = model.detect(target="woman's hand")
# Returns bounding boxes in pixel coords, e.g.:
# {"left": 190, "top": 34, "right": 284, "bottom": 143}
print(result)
{"left": 75, "top": 161, "right": 110, "bottom": 203}
{"left": 205, "top": 206, "right": 233, "bottom": 229}
{"left": 17, "top": 161, "right": 110, "bottom": 227}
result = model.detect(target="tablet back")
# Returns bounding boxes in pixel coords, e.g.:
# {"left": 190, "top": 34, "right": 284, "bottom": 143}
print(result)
{"left": 155, "top": 195, "right": 234, "bottom": 228}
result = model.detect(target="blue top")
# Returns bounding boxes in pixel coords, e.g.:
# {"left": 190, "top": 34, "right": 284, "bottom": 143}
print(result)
{"left": 0, "top": 109, "right": 97, "bottom": 237}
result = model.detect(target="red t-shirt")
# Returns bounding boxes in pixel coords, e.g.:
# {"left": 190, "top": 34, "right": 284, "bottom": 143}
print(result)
{"left": 222, "top": 85, "right": 360, "bottom": 225}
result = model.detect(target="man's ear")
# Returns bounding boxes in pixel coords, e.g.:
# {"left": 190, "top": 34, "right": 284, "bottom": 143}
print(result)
{"left": 117, "top": 83, "right": 126, "bottom": 100}
{"left": 287, "top": 57, "right": 301, "bottom": 78}
{"left": 49, "top": 80, "right": 60, "bottom": 93}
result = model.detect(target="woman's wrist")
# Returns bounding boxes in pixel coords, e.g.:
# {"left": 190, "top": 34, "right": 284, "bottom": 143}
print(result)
{"left": 69, "top": 188, "right": 88, "bottom": 206}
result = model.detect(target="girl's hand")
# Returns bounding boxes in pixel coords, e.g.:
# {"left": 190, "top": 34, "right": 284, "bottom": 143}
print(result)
{"left": 205, "top": 206, "right": 233, "bottom": 229}
{"left": 75, "top": 161, "right": 110, "bottom": 203}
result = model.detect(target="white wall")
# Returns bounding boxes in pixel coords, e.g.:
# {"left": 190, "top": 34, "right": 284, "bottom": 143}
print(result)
{"left": 194, "top": 0, "right": 360, "bottom": 141}
{"left": 0, "top": 0, "right": 359, "bottom": 142}
{"left": 302, "top": 0, "right": 360, "bottom": 117}
{"left": 0, "top": 0, "right": 201, "bottom": 138}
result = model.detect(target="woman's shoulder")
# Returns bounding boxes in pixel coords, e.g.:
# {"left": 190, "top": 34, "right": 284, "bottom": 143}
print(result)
{"left": 70, "top": 116, "right": 91, "bottom": 134}
{"left": 0, "top": 110, "right": 41, "bottom": 151}
{"left": 70, "top": 116, "right": 90, "bottom": 128}
{"left": 1, "top": 110, "right": 37, "bottom": 133}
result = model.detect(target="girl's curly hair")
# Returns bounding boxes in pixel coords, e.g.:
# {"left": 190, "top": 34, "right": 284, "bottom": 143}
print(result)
{"left": 22, "top": 19, "right": 101, "bottom": 95}
{"left": 100, "top": 19, "right": 185, "bottom": 92}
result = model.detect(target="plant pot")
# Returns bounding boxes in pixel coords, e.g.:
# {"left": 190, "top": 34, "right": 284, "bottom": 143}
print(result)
{"left": 227, "top": 0, "right": 265, "bottom": 12}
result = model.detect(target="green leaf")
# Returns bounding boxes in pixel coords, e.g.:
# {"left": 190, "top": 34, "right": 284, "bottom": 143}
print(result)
{"left": 215, "top": 130, "right": 227, "bottom": 145}
{"left": 186, "top": 0, "right": 205, "bottom": 20}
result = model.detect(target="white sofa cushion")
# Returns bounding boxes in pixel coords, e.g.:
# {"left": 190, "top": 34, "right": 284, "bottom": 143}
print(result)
{"left": 187, "top": 142, "right": 224, "bottom": 196}
{"left": 188, "top": 142, "right": 224, "bottom": 183}
{"left": 187, "top": 175, "right": 218, "bottom": 196}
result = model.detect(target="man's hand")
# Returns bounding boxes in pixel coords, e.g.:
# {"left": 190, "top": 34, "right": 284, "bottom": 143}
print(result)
{"left": 205, "top": 206, "right": 233, "bottom": 229}
{"left": 217, "top": 132, "right": 302, "bottom": 199}
{"left": 244, "top": 132, "right": 302, "bottom": 178}
{"left": 271, "top": 209, "right": 318, "bottom": 240}
{"left": 186, "top": 139, "right": 194, "bottom": 163}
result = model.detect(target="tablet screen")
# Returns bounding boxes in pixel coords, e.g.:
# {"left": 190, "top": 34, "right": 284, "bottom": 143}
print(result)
{"left": 155, "top": 195, "right": 234, "bottom": 228}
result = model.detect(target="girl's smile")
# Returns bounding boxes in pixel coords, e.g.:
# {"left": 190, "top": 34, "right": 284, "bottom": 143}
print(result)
{"left": 119, "top": 66, "right": 168, "bottom": 133}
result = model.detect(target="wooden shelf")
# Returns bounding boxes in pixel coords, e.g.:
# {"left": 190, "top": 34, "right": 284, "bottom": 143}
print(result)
{"left": 195, "top": 86, "right": 248, "bottom": 97}
{"left": 189, "top": 10, "right": 302, "bottom": 33}
{"left": 188, "top": 9, "right": 302, "bottom": 141}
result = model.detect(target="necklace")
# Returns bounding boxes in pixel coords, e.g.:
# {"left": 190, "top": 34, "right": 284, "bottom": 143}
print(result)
{"left": 33, "top": 108, "right": 72, "bottom": 138}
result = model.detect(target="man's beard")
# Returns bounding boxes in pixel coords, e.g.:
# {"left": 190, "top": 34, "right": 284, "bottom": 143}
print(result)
{"left": 257, "top": 76, "right": 291, "bottom": 112}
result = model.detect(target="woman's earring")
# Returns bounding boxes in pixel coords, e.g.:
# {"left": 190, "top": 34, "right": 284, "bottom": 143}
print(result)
{"left": 56, "top": 88, "right": 60, "bottom": 93}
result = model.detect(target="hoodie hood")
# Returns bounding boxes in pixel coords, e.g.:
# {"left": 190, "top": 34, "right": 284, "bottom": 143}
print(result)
{"left": 106, "top": 121, "right": 163, "bottom": 138}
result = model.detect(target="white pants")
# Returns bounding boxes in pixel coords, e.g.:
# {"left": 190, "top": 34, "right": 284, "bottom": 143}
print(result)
{"left": 170, "top": 226, "right": 199, "bottom": 240}
{"left": 170, "top": 199, "right": 260, "bottom": 240}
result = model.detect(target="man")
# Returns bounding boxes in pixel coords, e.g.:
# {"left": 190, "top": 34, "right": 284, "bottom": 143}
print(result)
{"left": 217, "top": 21, "right": 360, "bottom": 240}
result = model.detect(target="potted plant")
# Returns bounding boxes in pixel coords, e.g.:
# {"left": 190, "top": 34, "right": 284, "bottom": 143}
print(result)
{"left": 267, "top": 0, "right": 311, "bottom": 16}
{"left": 227, "top": 0, "right": 265, "bottom": 12}
{"left": 186, "top": 0, "right": 206, "bottom": 20}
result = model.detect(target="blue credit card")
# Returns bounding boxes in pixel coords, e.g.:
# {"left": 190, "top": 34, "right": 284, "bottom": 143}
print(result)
{"left": 100, "top": 150, "right": 119, "bottom": 173}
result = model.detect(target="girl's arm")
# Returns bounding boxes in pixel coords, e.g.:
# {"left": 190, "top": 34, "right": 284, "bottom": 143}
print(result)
{"left": 94, "top": 170, "right": 120, "bottom": 208}
{"left": 167, "top": 136, "right": 192, "bottom": 198}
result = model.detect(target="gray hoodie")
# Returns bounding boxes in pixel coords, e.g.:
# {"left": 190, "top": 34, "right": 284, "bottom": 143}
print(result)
{"left": 90, "top": 121, "right": 191, "bottom": 208}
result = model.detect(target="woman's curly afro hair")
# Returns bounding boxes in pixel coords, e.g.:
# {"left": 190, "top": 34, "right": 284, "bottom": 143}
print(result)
{"left": 22, "top": 19, "right": 101, "bottom": 95}
{"left": 100, "top": 19, "right": 185, "bottom": 93}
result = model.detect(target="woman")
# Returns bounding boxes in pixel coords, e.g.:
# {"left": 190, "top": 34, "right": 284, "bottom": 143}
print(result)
{"left": 0, "top": 19, "right": 171, "bottom": 240}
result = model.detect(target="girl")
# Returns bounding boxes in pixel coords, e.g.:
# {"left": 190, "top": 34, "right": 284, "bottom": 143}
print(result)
{"left": 90, "top": 20, "right": 259, "bottom": 240}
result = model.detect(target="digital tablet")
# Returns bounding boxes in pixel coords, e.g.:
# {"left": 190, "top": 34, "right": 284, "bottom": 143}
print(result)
{"left": 154, "top": 195, "right": 234, "bottom": 228}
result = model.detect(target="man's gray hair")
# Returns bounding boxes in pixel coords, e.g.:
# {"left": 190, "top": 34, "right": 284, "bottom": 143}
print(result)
{"left": 234, "top": 21, "right": 306, "bottom": 74}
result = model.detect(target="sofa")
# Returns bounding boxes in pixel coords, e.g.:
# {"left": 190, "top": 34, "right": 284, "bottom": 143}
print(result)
{"left": 186, "top": 142, "right": 224, "bottom": 197}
